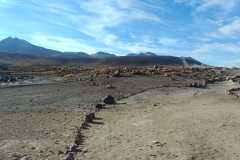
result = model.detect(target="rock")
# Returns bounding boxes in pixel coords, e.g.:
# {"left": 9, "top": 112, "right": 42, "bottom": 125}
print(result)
{"left": 105, "top": 74, "right": 109, "bottom": 78}
{"left": 164, "top": 73, "right": 170, "bottom": 77}
{"left": 104, "top": 68, "right": 109, "bottom": 74}
{"left": 65, "top": 146, "right": 70, "bottom": 150}
{"left": 124, "top": 67, "right": 129, "bottom": 72}
{"left": 63, "top": 152, "right": 74, "bottom": 160}
{"left": 9, "top": 77, "right": 17, "bottom": 83}
{"left": 106, "top": 84, "right": 113, "bottom": 89}
{"left": 70, "top": 144, "right": 78, "bottom": 151}
{"left": 94, "top": 73, "right": 98, "bottom": 78}
{"left": 83, "top": 150, "right": 88, "bottom": 153}
{"left": 95, "top": 104, "right": 103, "bottom": 110}
{"left": 90, "top": 112, "right": 95, "bottom": 118}
{"left": 153, "top": 65, "right": 158, "bottom": 69}
{"left": 74, "top": 139, "right": 81, "bottom": 145}
{"left": 85, "top": 113, "right": 93, "bottom": 123}
{"left": 58, "top": 150, "right": 64, "bottom": 155}
{"left": 112, "top": 69, "right": 121, "bottom": 77}
{"left": 20, "top": 156, "right": 31, "bottom": 160}
{"left": 11, "top": 154, "right": 21, "bottom": 159}
{"left": 192, "top": 83, "right": 197, "bottom": 87}
{"left": 190, "top": 83, "right": 198, "bottom": 87}
{"left": 102, "top": 95, "right": 115, "bottom": 104}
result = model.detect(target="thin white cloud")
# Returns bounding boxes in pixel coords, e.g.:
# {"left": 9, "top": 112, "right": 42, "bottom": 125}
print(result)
{"left": 188, "top": 42, "right": 240, "bottom": 67}
{"left": 192, "top": 43, "right": 240, "bottom": 54}
{"left": 143, "top": 39, "right": 154, "bottom": 44}
{"left": 0, "top": 0, "right": 19, "bottom": 6}
{"left": 102, "top": 34, "right": 118, "bottom": 45}
{"left": 76, "top": 0, "right": 164, "bottom": 40}
{"left": 187, "top": 36, "right": 210, "bottom": 42}
{"left": 102, "top": 39, "right": 162, "bottom": 54}
{"left": 174, "top": 0, "right": 195, "bottom": 5}
{"left": 218, "top": 17, "right": 240, "bottom": 36}
{"left": 24, "top": 0, "right": 165, "bottom": 49}
{"left": 207, "top": 19, "right": 223, "bottom": 26}
{"left": 30, "top": 33, "right": 101, "bottom": 53}
{"left": 196, "top": 0, "right": 237, "bottom": 12}
{"left": 174, "top": 0, "right": 238, "bottom": 12}
{"left": 159, "top": 38, "right": 180, "bottom": 47}
{"left": 0, "top": 36, "right": 6, "bottom": 40}
{"left": 130, "top": 32, "right": 136, "bottom": 38}
{"left": 221, "top": 60, "right": 240, "bottom": 67}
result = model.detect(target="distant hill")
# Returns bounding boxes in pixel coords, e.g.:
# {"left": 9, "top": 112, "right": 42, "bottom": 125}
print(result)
{"left": 0, "top": 37, "right": 62, "bottom": 56}
{"left": 127, "top": 52, "right": 157, "bottom": 56}
{"left": 184, "top": 57, "right": 203, "bottom": 66}
{"left": 0, "top": 37, "right": 120, "bottom": 58}
{"left": 63, "top": 52, "right": 91, "bottom": 57}
{"left": 0, "top": 52, "right": 203, "bottom": 67}
{"left": 91, "top": 51, "right": 116, "bottom": 58}
{"left": 101, "top": 56, "right": 199, "bottom": 66}
{"left": 0, "top": 37, "right": 204, "bottom": 67}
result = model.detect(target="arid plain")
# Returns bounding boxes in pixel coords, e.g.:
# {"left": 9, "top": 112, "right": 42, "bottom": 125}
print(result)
{"left": 0, "top": 66, "right": 240, "bottom": 160}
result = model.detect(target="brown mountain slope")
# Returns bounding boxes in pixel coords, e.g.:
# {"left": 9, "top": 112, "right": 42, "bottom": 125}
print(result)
{"left": 0, "top": 52, "right": 203, "bottom": 67}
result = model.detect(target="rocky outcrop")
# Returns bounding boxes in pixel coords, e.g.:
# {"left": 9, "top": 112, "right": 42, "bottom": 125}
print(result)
{"left": 102, "top": 95, "right": 115, "bottom": 104}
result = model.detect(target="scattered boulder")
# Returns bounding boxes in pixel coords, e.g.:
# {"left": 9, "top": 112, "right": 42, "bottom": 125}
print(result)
{"left": 58, "top": 150, "right": 64, "bottom": 155}
{"left": 19, "top": 156, "right": 31, "bottom": 160}
{"left": 70, "top": 144, "right": 78, "bottom": 151}
{"left": 94, "top": 73, "right": 98, "bottom": 78}
{"left": 75, "top": 132, "right": 81, "bottom": 141}
{"left": 74, "top": 139, "right": 80, "bottom": 145}
{"left": 95, "top": 104, "right": 103, "bottom": 110}
{"left": 104, "top": 68, "right": 109, "bottom": 74}
{"left": 102, "top": 95, "right": 115, "bottom": 104}
{"left": 105, "top": 74, "right": 109, "bottom": 78}
{"left": 164, "top": 73, "right": 170, "bottom": 77}
{"left": 124, "top": 67, "right": 129, "bottom": 72}
{"left": 189, "top": 83, "right": 203, "bottom": 88}
{"left": 9, "top": 77, "right": 17, "bottom": 83}
{"left": 63, "top": 152, "right": 74, "bottom": 160}
{"left": 112, "top": 69, "right": 121, "bottom": 77}
{"left": 191, "top": 83, "right": 197, "bottom": 87}
{"left": 89, "top": 111, "right": 95, "bottom": 118}
{"left": 83, "top": 150, "right": 88, "bottom": 153}
{"left": 106, "top": 84, "right": 113, "bottom": 89}
{"left": 84, "top": 113, "right": 93, "bottom": 123}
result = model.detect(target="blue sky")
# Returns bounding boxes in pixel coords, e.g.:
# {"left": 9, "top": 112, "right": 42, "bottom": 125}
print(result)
{"left": 0, "top": 0, "right": 240, "bottom": 67}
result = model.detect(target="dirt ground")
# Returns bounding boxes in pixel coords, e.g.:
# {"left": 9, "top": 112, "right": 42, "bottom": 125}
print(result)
{"left": 0, "top": 72, "right": 240, "bottom": 160}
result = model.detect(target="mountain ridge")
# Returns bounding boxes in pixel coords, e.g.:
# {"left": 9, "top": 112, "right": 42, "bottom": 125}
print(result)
{"left": 0, "top": 37, "right": 62, "bottom": 56}
{"left": 91, "top": 51, "right": 117, "bottom": 58}
{"left": 0, "top": 37, "right": 204, "bottom": 66}
{"left": 127, "top": 52, "right": 157, "bottom": 56}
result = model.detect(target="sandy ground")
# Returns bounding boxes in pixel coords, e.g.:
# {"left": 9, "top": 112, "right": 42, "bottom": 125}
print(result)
{"left": 0, "top": 74, "right": 240, "bottom": 160}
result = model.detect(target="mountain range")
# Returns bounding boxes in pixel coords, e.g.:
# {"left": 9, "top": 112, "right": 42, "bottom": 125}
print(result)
{"left": 0, "top": 37, "right": 62, "bottom": 56}
{"left": 127, "top": 52, "right": 157, "bottom": 56}
{"left": 0, "top": 37, "right": 204, "bottom": 66}
{"left": 0, "top": 37, "right": 156, "bottom": 58}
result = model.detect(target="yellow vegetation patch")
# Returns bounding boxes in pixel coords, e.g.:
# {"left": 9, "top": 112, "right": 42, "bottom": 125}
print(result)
{"left": 63, "top": 74, "right": 75, "bottom": 78}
